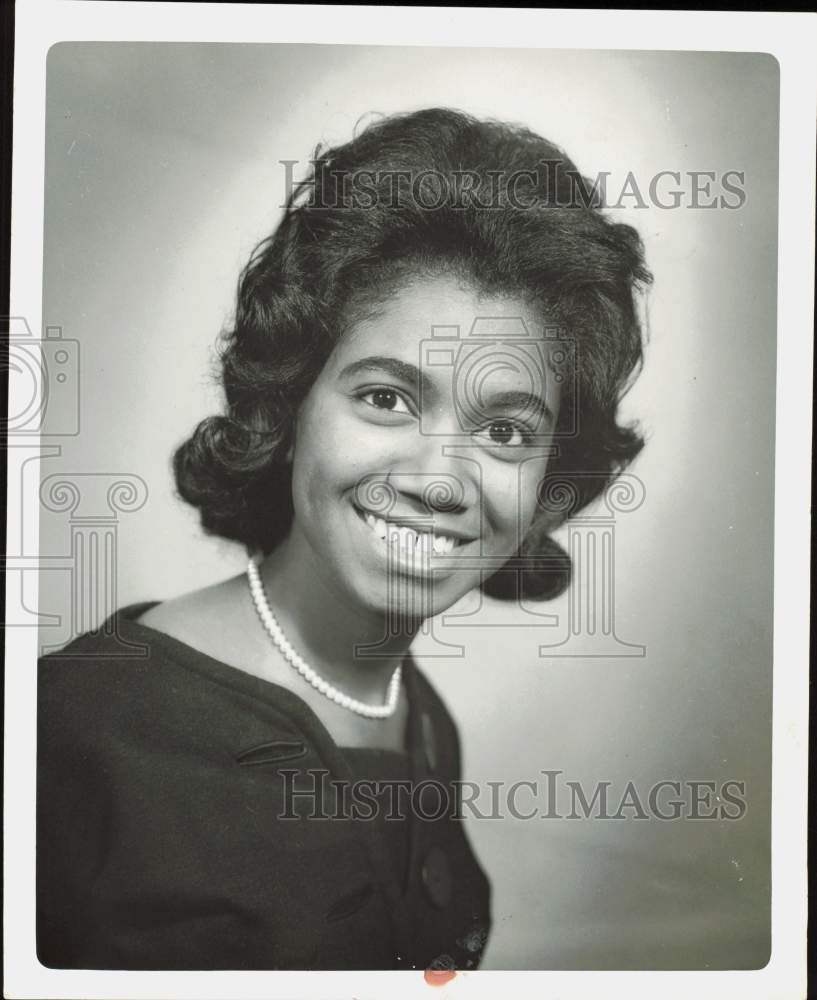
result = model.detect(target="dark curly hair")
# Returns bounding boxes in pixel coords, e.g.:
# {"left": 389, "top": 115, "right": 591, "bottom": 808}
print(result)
{"left": 173, "top": 107, "right": 651, "bottom": 601}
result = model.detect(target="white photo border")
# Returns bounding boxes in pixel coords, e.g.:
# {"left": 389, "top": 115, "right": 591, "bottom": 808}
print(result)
{"left": 5, "top": 4, "right": 814, "bottom": 999}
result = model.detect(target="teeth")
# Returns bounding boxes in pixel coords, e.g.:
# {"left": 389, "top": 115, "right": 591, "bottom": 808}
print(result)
{"left": 433, "top": 535, "right": 455, "bottom": 555}
{"left": 362, "top": 510, "right": 459, "bottom": 554}
{"left": 364, "top": 512, "right": 388, "bottom": 539}
{"left": 391, "top": 526, "right": 423, "bottom": 557}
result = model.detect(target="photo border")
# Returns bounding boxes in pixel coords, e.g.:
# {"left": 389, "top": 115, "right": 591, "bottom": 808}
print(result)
{"left": 5, "top": 4, "right": 814, "bottom": 999}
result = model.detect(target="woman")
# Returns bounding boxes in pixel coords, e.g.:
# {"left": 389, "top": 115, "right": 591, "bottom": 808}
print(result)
{"left": 36, "top": 107, "right": 650, "bottom": 970}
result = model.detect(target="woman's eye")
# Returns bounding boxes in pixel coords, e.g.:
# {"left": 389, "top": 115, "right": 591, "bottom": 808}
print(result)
{"left": 358, "top": 388, "right": 412, "bottom": 415}
{"left": 474, "top": 419, "right": 531, "bottom": 449}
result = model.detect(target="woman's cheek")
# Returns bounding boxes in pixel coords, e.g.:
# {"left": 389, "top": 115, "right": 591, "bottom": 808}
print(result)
{"left": 470, "top": 480, "right": 506, "bottom": 555}
{"left": 520, "top": 457, "right": 550, "bottom": 523}
{"left": 328, "top": 411, "right": 397, "bottom": 481}
{"left": 481, "top": 459, "right": 546, "bottom": 546}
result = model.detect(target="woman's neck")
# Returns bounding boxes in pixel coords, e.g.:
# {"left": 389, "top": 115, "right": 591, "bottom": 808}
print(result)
{"left": 257, "top": 530, "right": 421, "bottom": 704}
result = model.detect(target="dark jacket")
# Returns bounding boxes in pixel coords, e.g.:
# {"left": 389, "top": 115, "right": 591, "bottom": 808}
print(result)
{"left": 36, "top": 603, "right": 492, "bottom": 970}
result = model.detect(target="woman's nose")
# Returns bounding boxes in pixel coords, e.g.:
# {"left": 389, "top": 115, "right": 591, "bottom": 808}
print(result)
{"left": 387, "top": 428, "right": 481, "bottom": 516}
{"left": 386, "top": 470, "right": 469, "bottom": 516}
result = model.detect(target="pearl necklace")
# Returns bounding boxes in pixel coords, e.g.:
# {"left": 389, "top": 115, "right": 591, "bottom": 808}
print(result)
{"left": 246, "top": 554, "right": 402, "bottom": 720}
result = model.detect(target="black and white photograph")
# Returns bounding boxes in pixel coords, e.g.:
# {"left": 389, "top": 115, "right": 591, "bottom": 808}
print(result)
{"left": 4, "top": 4, "right": 813, "bottom": 999}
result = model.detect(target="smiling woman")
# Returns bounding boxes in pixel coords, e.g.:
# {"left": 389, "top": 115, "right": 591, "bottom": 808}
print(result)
{"left": 279, "top": 277, "right": 563, "bottom": 624}
{"left": 36, "top": 107, "right": 650, "bottom": 970}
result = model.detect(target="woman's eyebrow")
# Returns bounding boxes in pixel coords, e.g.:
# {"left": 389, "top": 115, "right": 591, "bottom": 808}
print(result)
{"left": 339, "top": 358, "right": 553, "bottom": 421}
{"left": 338, "top": 355, "right": 430, "bottom": 392}
{"left": 485, "top": 389, "right": 554, "bottom": 424}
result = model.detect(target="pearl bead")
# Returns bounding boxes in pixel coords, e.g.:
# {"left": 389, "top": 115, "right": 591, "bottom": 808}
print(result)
{"left": 247, "top": 554, "right": 401, "bottom": 719}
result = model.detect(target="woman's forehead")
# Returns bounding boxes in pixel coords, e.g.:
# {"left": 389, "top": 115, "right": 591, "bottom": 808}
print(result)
{"left": 320, "top": 276, "right": 562, "bottom": 419}
{"left": 335, "top": 274, "right": 553, "bottom": 354}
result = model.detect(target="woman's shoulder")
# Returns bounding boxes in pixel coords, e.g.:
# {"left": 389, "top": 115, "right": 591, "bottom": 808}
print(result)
{"left": 36, "top": 578, "right": 324, "bottom": 785}
{"left": 42, "top": 573, "right": 247, "bottom": 665}
{"left": 132, "top": 573, "right": 250, "bottom": 657}
{"left": 37, "top": 575, "right": 258, "bottom": 731}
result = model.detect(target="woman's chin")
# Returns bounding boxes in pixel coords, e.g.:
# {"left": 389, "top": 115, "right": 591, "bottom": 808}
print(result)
{"left": 350, "top": 573, "right": 473, "bottom": 624}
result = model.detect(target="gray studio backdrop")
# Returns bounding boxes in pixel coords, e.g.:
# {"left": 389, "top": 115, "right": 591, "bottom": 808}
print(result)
{"left": 36, "top": 43, "right": 777, "bottom": 969}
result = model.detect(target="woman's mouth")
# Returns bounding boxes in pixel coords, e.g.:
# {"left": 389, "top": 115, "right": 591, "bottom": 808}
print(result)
{"left": 353, "top": 505, "right": 468, "bottom": 557}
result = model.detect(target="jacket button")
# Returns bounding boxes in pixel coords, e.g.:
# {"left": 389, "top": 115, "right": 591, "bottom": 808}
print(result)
{"left": 421, "top": 845, "right": 452, "bottom": 908}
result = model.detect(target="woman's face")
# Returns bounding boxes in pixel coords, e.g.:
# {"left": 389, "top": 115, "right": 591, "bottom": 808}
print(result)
{"left": 287, "top": 274, "right": 562, "bottom": 619}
